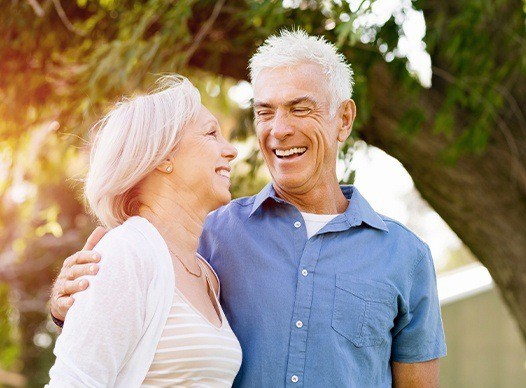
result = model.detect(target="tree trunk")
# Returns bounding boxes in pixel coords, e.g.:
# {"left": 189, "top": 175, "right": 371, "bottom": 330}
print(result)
{"left": 361, "top": 61, "right": 526, "bottom": 341}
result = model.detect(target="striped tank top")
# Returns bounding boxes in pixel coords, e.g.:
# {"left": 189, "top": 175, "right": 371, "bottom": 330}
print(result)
{"left": 141, "top": 259, "right": 242, "bottom": 387}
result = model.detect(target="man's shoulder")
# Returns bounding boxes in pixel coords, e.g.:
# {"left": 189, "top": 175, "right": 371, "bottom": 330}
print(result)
{"left": 205, "top": 194, "right": 257, "bottom": 223}
{"left": 377, "top": 214, "right": 430, "bottom": 257}
{"left": 200, "top": 195, "right": 258, "bottom": 252}
{"left": 227, "top": 194, "right": 258, "bottom": 209}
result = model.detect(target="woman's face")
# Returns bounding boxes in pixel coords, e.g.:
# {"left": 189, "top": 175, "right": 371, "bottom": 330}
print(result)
{"left": 170, "top": 105, "right": 238, "bottom": 211}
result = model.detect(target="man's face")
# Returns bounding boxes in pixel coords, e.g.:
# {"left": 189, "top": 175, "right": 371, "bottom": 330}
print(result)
{"left": 253, "top": 63, "right": 349, "bottom": 196}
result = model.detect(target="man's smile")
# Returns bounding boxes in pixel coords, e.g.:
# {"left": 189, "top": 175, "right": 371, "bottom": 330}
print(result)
{"left": 273, "top": 146, "right": 308, "bottom": 159}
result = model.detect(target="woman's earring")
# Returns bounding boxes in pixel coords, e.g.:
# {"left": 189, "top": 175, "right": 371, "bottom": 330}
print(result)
{"left": 166, "top": 165, "right": 172, "bottom": 173}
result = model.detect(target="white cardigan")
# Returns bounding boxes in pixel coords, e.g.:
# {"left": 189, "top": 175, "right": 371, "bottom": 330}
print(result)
{"left": 47, "top": 216, "right": 175, "bottom": 387}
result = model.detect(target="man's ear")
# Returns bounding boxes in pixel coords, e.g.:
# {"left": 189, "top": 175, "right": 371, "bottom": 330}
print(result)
{"left": 337, "top": 99, "right": 356, "bottom": 142}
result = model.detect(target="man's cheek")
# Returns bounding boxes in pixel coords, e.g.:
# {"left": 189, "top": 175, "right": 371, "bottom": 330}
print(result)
{"left": 256, "top": 122, "right": 270, "bottom": 134}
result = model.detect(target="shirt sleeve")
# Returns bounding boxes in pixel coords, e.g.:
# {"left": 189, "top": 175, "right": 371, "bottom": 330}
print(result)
{"left": 47, "top": 236, "right": 147, "bottom": 387}
{"left": 391, "top": 243, "right": 447, "bottom": 363}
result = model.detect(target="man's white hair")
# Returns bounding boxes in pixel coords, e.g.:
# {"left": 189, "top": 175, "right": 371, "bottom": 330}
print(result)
{"left": 85, "top": 75, "right": 201, "bottom": 229}
{"left": 249, "top": 29, "right": 354, "bottom": 115}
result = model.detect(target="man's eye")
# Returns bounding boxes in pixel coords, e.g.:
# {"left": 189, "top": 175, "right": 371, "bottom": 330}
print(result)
{"left": 256, "top": 110, "right": 272, "bottom": 117}
{"left": 207, "top": 130, "right": 217, "bottom": 137}
{"left": 293, "top": 108, "right": 310, "bottom": 115}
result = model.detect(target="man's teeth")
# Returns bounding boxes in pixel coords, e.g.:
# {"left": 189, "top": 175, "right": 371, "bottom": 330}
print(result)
{"left": 275, "top": 147, "right": 307, "bottom": 157}
{"left": 218, "top": 170, "right": 230, "bottom": 178}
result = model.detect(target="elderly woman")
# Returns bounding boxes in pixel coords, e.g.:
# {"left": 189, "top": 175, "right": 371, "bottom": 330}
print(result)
{"left": 47, "top": 75, "right": 241, "bottom": 387}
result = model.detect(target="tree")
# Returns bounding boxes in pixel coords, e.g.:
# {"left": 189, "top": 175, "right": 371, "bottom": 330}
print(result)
{"left": 1, "top": 0, "right": 525, "bottom": 384}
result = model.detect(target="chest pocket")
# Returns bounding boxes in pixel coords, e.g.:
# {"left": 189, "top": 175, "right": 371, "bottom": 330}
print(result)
{"left": 332, "top": 274, "right": 396, "bottom": 347}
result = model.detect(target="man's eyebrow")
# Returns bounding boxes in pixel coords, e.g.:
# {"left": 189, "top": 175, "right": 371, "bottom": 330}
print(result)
{"left": 284, "top": 96, "right": 318, "bottom": 107}
{"left": 252, "top": 96, "right": 318, "bottom": 109}
{"left": 252, "top": 100, "right": 273, "bottom": 109}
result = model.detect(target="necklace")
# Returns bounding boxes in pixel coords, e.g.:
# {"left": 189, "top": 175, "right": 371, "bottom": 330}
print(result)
{"left": 168, "top": 249, "right": 202, "bottom": 278}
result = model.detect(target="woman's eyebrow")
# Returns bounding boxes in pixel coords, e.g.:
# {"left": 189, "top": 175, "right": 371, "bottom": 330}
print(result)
{"left": 203, "top": 119, "right": 218, "bottom": 130}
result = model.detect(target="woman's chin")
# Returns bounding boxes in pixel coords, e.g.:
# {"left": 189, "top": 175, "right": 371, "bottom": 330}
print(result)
{"left": 219, "top": 191, "right": 232, "bottom": 206}
{"left": 209, "top": 192, "right": 232, "bottom": 211}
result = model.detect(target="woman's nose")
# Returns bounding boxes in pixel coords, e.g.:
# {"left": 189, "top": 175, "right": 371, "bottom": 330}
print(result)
{"left": 222, "top": 140, "right": 238, "bottom": 161}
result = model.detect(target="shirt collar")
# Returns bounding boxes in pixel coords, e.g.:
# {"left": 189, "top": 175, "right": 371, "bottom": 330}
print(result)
{"left": 249, "top": 182, "right": 277, "bottom": 217}
{"left": 340, "top": 185, "right": 389, "bottom": 232}
{"left": 249, "top": 182, "right": 389, "bottom": 232}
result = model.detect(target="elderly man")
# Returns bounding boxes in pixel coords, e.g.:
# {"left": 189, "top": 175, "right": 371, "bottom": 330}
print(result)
{"left": 50, "top": 30, "right": 446, "bottom": 387}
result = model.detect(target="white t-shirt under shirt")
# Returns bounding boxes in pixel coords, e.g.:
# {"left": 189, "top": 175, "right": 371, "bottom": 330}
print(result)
{"left": 300, "top": 212, "right": 340, "bottom": 239}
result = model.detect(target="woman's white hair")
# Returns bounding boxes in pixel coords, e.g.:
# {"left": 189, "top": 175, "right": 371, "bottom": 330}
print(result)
{"left": 85, "top": 75, "right": 201, "bottom": 229}
{"left": 249, "top": 29, "right": 354, "bottom": 115}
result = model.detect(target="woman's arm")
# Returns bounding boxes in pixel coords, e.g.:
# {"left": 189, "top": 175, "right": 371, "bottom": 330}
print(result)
{"left": 47, "top": 236, "right": 147, "bottom": 387}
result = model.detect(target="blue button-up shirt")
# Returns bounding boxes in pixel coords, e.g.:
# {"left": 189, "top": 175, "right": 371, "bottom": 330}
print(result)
{"left": 199, "top": 183, "right": 446, "bottom": 387}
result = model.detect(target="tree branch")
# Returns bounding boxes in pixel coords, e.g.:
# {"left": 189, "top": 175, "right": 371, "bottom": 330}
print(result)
{"left": 51, "top": 0, "right": 87, "bottom": 36}
{"left": 183, "top": 0, "right": 226, "bottom": 67}
{"left": 26, "top": 0, "right": 45, "bottom": 17}
{"left": 432, "top": 65, "right": 526, "bottom": 185}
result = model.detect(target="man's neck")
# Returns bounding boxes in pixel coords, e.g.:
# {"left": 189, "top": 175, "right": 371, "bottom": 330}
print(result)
{"left": 273, "top": 182, "right": 348, "bottom": 214}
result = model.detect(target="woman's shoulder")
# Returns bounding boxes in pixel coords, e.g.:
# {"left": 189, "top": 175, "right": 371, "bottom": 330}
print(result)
{"left": 93, "top": 216, "right": 161, "bottom": 273}
{"left": 98, "top": 216, "right": 156, "bottom": 246}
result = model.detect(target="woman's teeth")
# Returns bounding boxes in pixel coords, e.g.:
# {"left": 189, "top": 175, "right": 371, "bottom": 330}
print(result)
{"left": 217, "top": 170, "right": 230, "bottom": 178}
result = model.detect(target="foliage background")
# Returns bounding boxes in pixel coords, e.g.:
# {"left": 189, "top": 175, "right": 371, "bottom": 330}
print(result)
{"left": 1, "top": 0, "right": 525, "bottom": 386}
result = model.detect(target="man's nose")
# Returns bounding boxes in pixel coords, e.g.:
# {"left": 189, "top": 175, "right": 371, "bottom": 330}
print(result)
{"left": 271, "top": 111, "right": 294, "bottom": 140}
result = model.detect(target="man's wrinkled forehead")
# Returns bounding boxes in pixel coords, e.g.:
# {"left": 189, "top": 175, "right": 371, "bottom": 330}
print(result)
{"left": 252, "top": 65, "right": 331, "bottom": 108}
{"left": 253, "top": 62, "right": 327, "bottom": 85}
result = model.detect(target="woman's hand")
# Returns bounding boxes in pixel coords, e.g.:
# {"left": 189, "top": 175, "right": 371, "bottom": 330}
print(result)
{"left": 50, "top": 227, "right": 107, "bottom": 321}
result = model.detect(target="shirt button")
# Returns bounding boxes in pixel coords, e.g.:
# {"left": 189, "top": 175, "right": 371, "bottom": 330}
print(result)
{"left": 301, "top": 269, "right": 308, "bottom": 276}
{"left": 291, "top": 375, "right": 299, "bottom": 383}
{"left": 296, "top": 320, "right": 303, "bottom": 328}
{"left": 294, "top": 221, "right": 301, "bottom": 228}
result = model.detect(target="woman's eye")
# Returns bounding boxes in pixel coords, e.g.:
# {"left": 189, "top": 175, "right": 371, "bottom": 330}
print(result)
{"left": 208, "top": 130, "right": 217, "bottom": 137}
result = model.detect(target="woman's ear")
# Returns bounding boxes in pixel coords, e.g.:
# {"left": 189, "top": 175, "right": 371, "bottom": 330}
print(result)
{"left": 156, "top": 159, "right": 173, "bottom": 173}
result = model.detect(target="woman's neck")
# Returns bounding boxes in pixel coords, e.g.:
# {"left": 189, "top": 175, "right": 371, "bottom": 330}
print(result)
{"left": 138, "top": 185, "right": 208, "bottom": 258}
